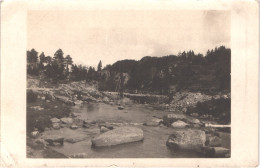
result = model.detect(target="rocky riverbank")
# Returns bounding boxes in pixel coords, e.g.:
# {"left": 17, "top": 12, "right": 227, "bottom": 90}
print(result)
{"left": 27, "top": 77, "right": 230, "bottom": 158}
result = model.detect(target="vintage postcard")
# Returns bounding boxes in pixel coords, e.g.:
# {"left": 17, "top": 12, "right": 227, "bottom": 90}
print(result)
{"left": 1, "top": 0, "right": 258, "bottom": 167}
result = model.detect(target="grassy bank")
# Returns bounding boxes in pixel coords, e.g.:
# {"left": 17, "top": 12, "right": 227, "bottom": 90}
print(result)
{"left": 27, "top": 97, "right": 71, "bottom": 133}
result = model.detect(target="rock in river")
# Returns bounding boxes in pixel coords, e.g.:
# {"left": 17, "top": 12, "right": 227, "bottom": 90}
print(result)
{"left": 171, "top": 120, "right": 189, "bottom": 128}
{"left": 118, "top": 106, "right": 124, "bottom": 110}
{"left": 100, "top": 126, "right": 110, "bottom": 133}
{"left": 166, "top": 129, "right": 206, "bottom": 151}
{"left": 70, "top": 124, "right": 78, "bottom": 129}
{"left": 61, "top": 117, "right": 74, "bottom": 124}
{"left": 91, "top": 126, "right": 144, "bottom": 147}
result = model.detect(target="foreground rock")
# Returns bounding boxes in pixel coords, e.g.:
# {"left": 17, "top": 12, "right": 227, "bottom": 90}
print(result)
{"left": 166, "top": 129, "right": 206, "bottom": 151}
{"left": 91, "top": 126, "right": 144, "bottom": 147}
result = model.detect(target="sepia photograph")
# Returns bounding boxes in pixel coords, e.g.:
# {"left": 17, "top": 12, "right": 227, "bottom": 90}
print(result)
{"left": 26, "top": 10, "right": 231, "bottom": 158}
{"left": 1, "top": 0, "right": 259, "bottom": 167}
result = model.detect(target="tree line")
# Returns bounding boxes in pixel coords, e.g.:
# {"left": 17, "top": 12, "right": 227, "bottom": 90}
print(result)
{"left": 27, "top": 48, "right": 102, "bottom": 83}
{"left": 27, "top": 46, "right": 231, "bottom": 94}
{"left": 100, "top": 46, "right": 231, "bottom": 94}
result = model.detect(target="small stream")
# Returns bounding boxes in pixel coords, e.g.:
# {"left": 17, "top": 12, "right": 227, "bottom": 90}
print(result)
{"left": 45, "top": 103, "right": 230, "bottom": 158}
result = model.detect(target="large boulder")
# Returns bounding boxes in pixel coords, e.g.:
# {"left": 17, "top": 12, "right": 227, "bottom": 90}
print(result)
{"left": 166, "top": 129, "right": 206, "bottom": 151}
{"left": 91, "top": 126, "right": 144, "bottom": 147}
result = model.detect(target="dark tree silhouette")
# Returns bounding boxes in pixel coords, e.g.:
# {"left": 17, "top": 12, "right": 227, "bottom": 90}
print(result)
{"left": 97, "top": 60, "right": 102, "bottom": 71}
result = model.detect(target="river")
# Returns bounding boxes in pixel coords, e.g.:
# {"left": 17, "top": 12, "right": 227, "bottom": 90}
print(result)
{"left": 45, "top": 102, "right": 230, "bottom": 158}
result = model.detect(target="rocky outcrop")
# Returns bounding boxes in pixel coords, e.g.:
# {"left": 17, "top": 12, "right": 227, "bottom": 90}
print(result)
{"left": 166, "top": 129, "right": 206, "bottom": 151}
{"left": 91, "top": 126, "right": 144, "bottom": 147}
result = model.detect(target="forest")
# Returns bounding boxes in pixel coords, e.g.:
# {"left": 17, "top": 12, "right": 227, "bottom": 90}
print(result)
{"left": 27, "top": 46, "right": 231, "bottom": 95}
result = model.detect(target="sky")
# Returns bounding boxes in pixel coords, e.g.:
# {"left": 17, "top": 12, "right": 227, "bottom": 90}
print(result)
{"left": 27, "top": 10, "right": 230, "bottom": 67}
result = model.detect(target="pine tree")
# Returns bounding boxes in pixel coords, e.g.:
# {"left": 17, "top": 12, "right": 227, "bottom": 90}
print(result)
{"left": 97, "top": 60, "right": 102, "bottom": 71}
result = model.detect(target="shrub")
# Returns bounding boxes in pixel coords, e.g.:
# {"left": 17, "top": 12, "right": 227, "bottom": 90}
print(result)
{"left": 187, "top": 98, "right": 231, "bottom": 124}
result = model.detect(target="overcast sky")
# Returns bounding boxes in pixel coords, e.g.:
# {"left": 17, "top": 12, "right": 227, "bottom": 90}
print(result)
{"left": 27, "top": 10, "right": 230, "bottom": 67}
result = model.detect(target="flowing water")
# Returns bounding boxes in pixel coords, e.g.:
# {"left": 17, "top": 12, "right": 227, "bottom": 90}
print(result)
{"left": 47, "top": 103, "right": 230, "bottom": 158}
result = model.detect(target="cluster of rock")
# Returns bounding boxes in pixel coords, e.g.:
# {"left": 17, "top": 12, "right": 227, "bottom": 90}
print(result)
{"left": 27, "top": 81, "right": 115, "bottom": 106}
{"left": 162, "top": 113, "right": 201, "bottom": 128}
{"left": 166, "top": 129, "right": 229, "bottom": 157}
{"left": 161, "top": 113, "right": 230, "bottom": 157}
{"left": 166, "top": 92, "right": 212, "bottom": 113}
{"left": 162, "top": 92, "right": 230, "bottom": 113}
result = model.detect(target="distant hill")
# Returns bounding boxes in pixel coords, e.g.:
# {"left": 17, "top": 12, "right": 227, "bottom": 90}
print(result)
{"left": 100, "top": 46, "right": 231, "bottom": 95}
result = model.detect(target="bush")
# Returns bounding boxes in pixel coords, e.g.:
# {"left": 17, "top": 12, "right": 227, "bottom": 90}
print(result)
{"left": 187, "top": 98, "right": 231, "bottom": 124}
{"left": 27, "top": 90, "right": 37, "bottom": 103}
